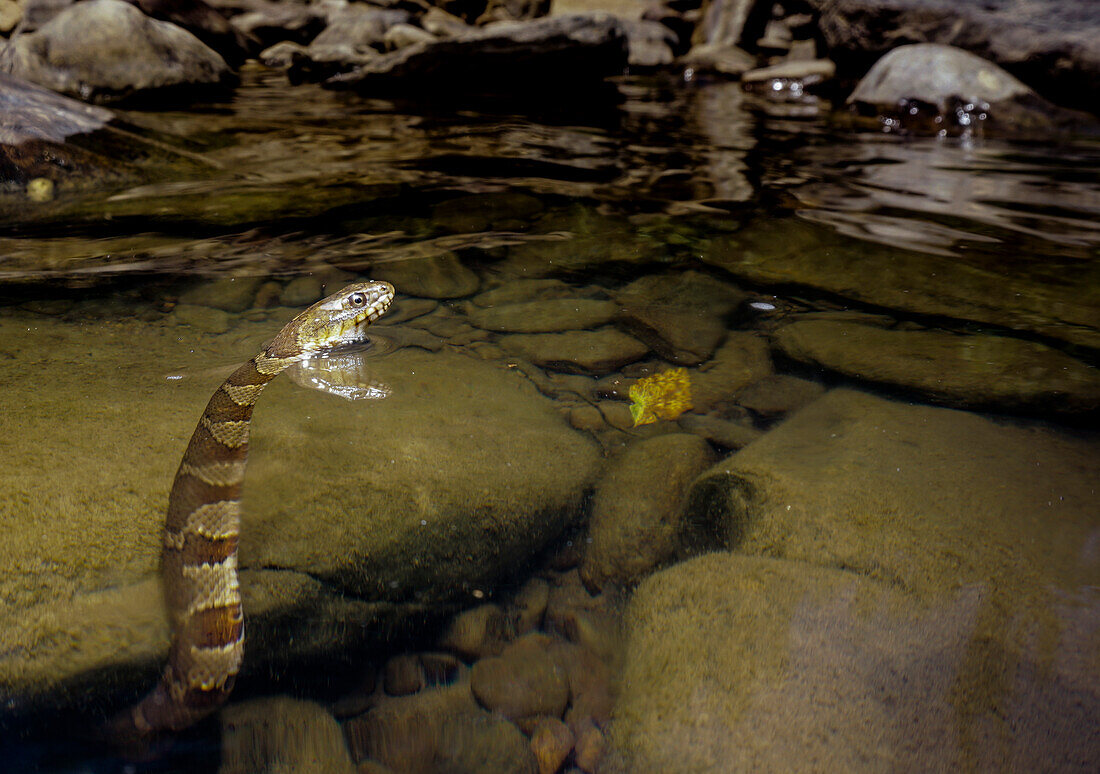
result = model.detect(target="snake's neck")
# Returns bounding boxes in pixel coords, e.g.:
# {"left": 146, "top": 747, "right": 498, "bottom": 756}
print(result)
{"left": 121, "top": 352, "right": 296, "bottom": 735}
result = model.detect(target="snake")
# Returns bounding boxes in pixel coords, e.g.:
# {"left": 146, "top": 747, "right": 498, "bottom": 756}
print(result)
{"left": 111, "top": 280, "right": 394, "bottom": 739}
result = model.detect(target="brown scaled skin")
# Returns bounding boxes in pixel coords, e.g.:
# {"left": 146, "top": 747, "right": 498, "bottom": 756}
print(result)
{"left": 107, "top": 281, "right": 394, "bottom": 746}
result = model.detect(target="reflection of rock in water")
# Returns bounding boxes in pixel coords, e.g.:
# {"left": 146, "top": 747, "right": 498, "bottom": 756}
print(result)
{"left": 289, "top": 347, "right": 392, "bottom": 401}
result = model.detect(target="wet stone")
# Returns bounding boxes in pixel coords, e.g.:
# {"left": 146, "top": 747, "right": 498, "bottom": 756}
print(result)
{"left": 581, "top": 433, "right": 714, "bottom": 591}
{"left": 614, "top": 270, "right": 746, "bottom": 365}
{"left": 774, "top": 319, "right": 1100, "bottom": 414}
{"left": 253, "top": 280, "right": 282, "bottom": 309}
{"left": 849, "top": 43, "right": 1033, "bottom": 117}
{"left": 472, "top": 279, "right": 577, "bottom": 308}
{"left": 219, "top": 697, "right": 356, "bottom": 774}
{"left": 677, "top": 413, "right": 763, "bottom": 450}
{"left": 179, "top": 275, "right": 263, "bottom": 313}
{"left": 742, "top": 58, "right": 835, "bottom": 85}
{"left": 569, "top": 404, "right": 606, "bottom": 432}
{"left": 552, "top": 642, "right": 614, "bottom": 733}
{"left": 170, "top": 302, "right": 231, "bottom": 334}
{"left": 509, "top": 577, "right": 550, "bottom": 636}
{"left": 735, "top": 374, "right": 825, "bottom": 418}
{"left": 432, "top": 191, "right": 544, "bottom": 233}
{"left": 385, "top": 23, "right": 437, "bottom": 50}
{"left": 345, "top": 680, "right": 537, "bottom": 774}
{"left": 440, "top": 602, "right": 512, "bottom": 661}
{"left": 545, "top": 571, "right": 620, "bottom": 663}
{"left": 468, "top": 298, "right": 619, "bottom": 333}
{"left": 233, "top": 1, "right": 326, "bottom": 48}
{"left": 691, "top": 332, "right": 774, "bottom": 414}
{"left": 573, "top": 717, "right": 606, "bottom": 774}
{"left": 596, "top": 400, "right": 634, "bottom": 431}
{"left": 382, "top": 297, "right": 439, "bottom": 324}
{"left": 419, "top": 652, "right": 464, "bottom": 686}
{"left": 371, "top": 252, "right": 480, "bottom": 299}
{"left": 531, "top": 716, "right": 574, "bottom": 774}
{"left": 384, "top": 653, "right": 425, "bottom": 696}
{"left": 281, "top": 275, "right": 323, "bottom": 306}
{"left": 679, "top": 43, "right": 757, "bottom": 76}
{"left": 470, "top": 634, "right": 570, "bottom": 720}
{"left": 500, "top": 328, "right": 650, "bottom": 375}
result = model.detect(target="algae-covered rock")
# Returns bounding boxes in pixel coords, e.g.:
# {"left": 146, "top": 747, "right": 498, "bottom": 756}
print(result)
{"left": 773, "top": 319, "right": 1100, "bottom": 414}
{"left": 581, "top": 433, "right": 714, "bottom": 590}
{"left": 608, "top": 553, "right": 1100, "bottom": 772}
{"left": 0, "top": 314, "right": 599, "bottom": 715}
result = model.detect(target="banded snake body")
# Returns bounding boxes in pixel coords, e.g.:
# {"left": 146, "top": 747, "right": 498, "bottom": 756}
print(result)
{"left": 112, "top": 281, "right": 395, "bottom": 739}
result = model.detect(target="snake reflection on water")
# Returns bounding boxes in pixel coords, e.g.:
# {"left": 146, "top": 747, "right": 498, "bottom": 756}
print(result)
{"left": 111, "top": 281, "right": 395, "bottom": 739}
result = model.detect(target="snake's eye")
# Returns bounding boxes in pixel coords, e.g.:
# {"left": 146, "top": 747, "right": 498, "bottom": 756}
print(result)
{"left": 349, "top": 293, "right": 366, "bottom": 307}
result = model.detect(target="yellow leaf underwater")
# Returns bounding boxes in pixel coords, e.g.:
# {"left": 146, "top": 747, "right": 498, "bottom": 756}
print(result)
{"left": 628, "top": 367, "right": 693, "bottom": 427}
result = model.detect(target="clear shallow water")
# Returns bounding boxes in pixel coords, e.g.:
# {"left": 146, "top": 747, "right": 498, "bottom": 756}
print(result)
{"left": 1, "top": 65, "right": 1098, "bottom": 772}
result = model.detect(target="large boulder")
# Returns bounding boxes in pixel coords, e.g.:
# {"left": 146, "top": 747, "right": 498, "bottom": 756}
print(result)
{"left": 0, "top": 0, "right": 231, "bottom": 102}
{"left": 804, "top": 0, "right": 1100, "bottom": 116}
{"left": 326, "top": 14, "right": 629, "bottom": 94}
{"left": 610, "top": 388, "right": 1100, "bottom": 771}
{"left": 0, "top": 312, "right": 600, "bottom": 717}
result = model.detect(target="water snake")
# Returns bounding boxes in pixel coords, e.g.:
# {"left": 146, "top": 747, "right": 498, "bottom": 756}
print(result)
{"left": 112, "top": 280, "right": 394, "bottom": 739}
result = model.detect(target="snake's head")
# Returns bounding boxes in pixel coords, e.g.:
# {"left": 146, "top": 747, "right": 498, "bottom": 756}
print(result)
{"left": 271, "top": 280, "right": 395, "bottom": 357}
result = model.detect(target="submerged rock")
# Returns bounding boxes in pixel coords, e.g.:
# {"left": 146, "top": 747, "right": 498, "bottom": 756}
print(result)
{"left": 345, "top": 680, "right": 537, "bottom": 774}
{"left": 773, "top": 319, "right": 1100, "bottom": 414}
{"left": 703, "top": 218, "right": 1100, "bottom": 351}
{"left": 470, "top": 634, "right": 570, "bottom": 720}
{"left": 500, "top": 328, "right": 650, "bottom": 375}
{"left": 0, "top": 317, "right": 599, "bottom": 715}
{"left": 581, "top": 433, "right": 714, "bottom": 591}
{"left": 220, "top": 697, "right": 356, "bottom": 774}
{"left": 327, "top": 14, "right": 629, "bottom": 94}
{"left": 468, "top": 298, "right": 618, "bottom": 333}
{"left": 611, "top": 389, "right": 1100, "bottom": 771}
{"left": 1, "top": 0, "right": 232, "bottom": 102}
{"left": 613, "top": 270, "right": 746, "bottom": 365}
{"left": 371, "top": 252, "right": 480, "bottom": 299}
